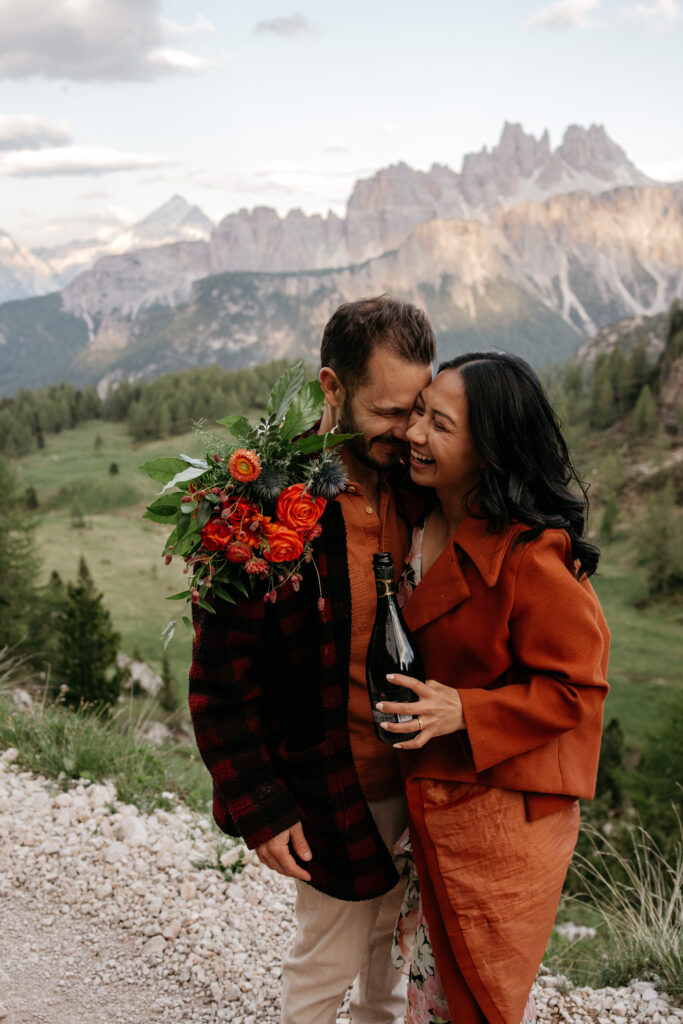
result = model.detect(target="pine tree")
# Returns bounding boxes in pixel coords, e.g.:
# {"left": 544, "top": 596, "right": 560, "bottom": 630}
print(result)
{"left": 590, "top": 357, "right": 617, "bottom": 430}
{"left": 595, "top": 718, "right": 627, "bottom": 811}
{"left": 630, "top": 384, "right": 657, "bottom": 439}
{"left": 637, "top": 479, "right": 683, "bottom": 597}
{"left": 54, "top": 557, "right": 128, "bottom": 711}
{"left": 601, "top": 492, "right": 620, "bottom": 543}
{"left": 31, "top": 571, "right": 66, "bottom": 677}
{"left": 0, "top": 455, "right": 41, "bottom": 647}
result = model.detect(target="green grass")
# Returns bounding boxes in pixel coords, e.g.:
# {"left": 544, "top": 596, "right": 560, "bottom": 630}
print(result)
{"left": 15, "top": 421, "right": 203, "bottom": 689}
{"left": 0, "top": 688, "right": 212, "bottom": 815}
{"left": 592, "top": 550, "right": 683, "bottom": 741}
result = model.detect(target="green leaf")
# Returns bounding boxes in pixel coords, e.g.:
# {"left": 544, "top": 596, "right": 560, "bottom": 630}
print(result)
{"left": 291, "top": 431, "right": 358, "bottom": 454}
{"left": 196, "top": 499, "right": 213, "bottom": 529}
{"left": 139, "top": 457, "right": 188, "bottom": 484}
{"left": 142, "top": 492, "right": 185, "bottom": 524}
{"left": 211, "top": 582, "right": 236, "bottom": 604}
{"left": 230, "top": 576, "right": 249, "bottom": 597}
{"left": 216, "top": 414, "right": 252, "bottom": 439}
{"left": 174, "top": 527, "right": 200, "bottom": 556}
{"left": 167, "top": 589, "right": 191, "bottom": 600}
{"left": 266, "top": 362, "right": 306, "bottom": 422}
{"left": 163, "top": 526, "right": 179, "bottom": 556}
{"left": 281, "top": 380, "right": 324, "bottom": 441}
{"left": 159, "top": 465, "right": 208, "bottom": 495}
{"left": 161, "top": 619, "right": 177, "bottom": 648}
{"left": 197, "top": 597, "right": 215, "bottom": 614}
{"left": 182, "top": 615, "right": 193, "bottom": 631}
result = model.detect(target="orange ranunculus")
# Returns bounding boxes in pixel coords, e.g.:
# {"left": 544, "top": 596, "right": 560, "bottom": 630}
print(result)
{"left": 225, "top": 541, "right": 253, "bottom": 564}
{"left": 276, "top": 483, "right": 326, "bottom": 533}
{"left": 223, "top": 497, "right": 260, "bottom": 527}
{"left": 223, "top": 497, "right": 265, "bottom": 547}
{"left": 262, "top": 522, "right": 305, "bottom": 563}
{"left": 228, "top": 448, "right": 261, "bottom": 483}
{"left": 200, "top": 518, "right": 234, "bottom": 552}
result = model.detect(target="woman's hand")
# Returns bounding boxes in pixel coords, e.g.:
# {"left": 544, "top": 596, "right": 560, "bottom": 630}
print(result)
{"left": 376, "top": 673, "right": 466, "bottom": 749}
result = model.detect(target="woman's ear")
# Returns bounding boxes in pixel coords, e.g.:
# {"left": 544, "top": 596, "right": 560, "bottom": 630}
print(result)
{"left": 319, "top": 366, "right": 346, "bottom": 410}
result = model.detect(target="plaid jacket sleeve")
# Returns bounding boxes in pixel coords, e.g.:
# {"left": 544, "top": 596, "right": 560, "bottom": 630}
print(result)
{"left": 188, "top": 593, "right": 302, "bottom": 848}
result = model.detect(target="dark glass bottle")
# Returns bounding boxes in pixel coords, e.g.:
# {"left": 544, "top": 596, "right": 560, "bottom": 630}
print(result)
{"left": 366, "top": 552, "right": 423, "bottom": 745}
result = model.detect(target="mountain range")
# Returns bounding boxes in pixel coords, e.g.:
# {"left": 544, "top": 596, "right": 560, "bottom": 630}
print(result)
{"left": 0, "top": 122, "right": 681, "bottom": 397}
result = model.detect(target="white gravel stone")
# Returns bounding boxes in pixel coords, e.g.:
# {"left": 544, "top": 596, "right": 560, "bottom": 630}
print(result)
{"left": 104, "top": 841, "right": 127, "bottom": 864}
{"left": 0, "top": 756, "right": 679, "bottom": 1024}
{"left": 114, "top": 816, "right": 148, "bottom": 845}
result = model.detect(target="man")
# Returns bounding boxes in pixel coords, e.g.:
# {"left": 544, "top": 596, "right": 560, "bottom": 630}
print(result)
{"left": 189, "top": 295, "right": 435, "bottom": 1024}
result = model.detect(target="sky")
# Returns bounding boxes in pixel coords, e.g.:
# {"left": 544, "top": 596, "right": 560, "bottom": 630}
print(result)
{"left": 0, "top": 0, "right": 681, "bottom": 249}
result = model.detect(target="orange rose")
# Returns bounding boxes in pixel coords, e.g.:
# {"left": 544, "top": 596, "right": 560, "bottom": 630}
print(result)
{"left": 262, "top": 522, "right": 305, "bottom": 563}
{"left": 276, "top": 484, "right": 326, "bottom": 533}
{"left": 200, "top": 518, "right": 233, "bottom": 552}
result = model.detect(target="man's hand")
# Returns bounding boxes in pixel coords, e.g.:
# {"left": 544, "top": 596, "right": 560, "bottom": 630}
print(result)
{"left": 255, "top": 821, "right": 313, "bottom": 882}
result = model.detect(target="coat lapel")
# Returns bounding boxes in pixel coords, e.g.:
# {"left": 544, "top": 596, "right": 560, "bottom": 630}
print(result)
{"left": 402, "top": 542, "right": 471, "bottom": 633}
{"left": 402, "top": 515, "right": 519, "bottom": 633}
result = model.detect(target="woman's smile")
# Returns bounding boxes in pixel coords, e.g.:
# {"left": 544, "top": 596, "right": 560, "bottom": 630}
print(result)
{"left": 409, "top": 447, "right": 435, "bottom": 467}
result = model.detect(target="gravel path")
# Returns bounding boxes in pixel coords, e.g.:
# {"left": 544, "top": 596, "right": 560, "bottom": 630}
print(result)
{"left": 1, "top": 749, "right": 680, "bottom": 1024}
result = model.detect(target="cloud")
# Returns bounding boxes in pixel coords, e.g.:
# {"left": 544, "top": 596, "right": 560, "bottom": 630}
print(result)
{"left": 0, "top": 114, "right": 71, "bottom": 151}
{"left": 620, "top": 0, "right": 680, "bottom": 27}
{"left": 0, "top": 0, "right": 213, "bottom": 81}
{"left": 254, "top": 13, "right": 315, "bottom": 37}
{"left": 159, "top": 14, "right": 216, "bottom": 36}
{"left": 526, "top": 0, "right": 604, "bottom": 28}
{"left": 148, "top": 48, "right": 217, "bottom": 73}
{"left": 641, "top": 155, "right": 683, "bottom": 181}
{"left": 0, "top": 146, "right": 175, "bottom": 177}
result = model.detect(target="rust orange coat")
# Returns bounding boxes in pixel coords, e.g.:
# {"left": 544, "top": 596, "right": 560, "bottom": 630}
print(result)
{"left": 399, "top": 515, "right": 610, "bottom": 1024}
{"left": 401, "top": 514, "right": 610, "bottom": 811}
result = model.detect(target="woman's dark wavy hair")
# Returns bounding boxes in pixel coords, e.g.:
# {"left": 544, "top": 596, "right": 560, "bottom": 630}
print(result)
{"left": 439, "top": 351, "right": 600, "bottom": 578}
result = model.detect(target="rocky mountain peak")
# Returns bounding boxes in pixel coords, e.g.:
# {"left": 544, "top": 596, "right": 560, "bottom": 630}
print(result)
{"left": 495, "top": 121, "right": 552, "bottom": 176}
{"left": 133, "top": 195, "right": 214, "bottom": 240}
{"left": 557, "top": 124, "right": 651, "bottom": 184}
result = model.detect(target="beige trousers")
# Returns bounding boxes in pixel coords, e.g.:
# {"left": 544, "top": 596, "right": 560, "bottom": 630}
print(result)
{"left": 280, "top": 795, "right": 408, "bottom": 1024}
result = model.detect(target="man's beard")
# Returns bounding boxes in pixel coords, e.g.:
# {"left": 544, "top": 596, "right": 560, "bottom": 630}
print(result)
{"left": 338, "top": 398, "right": 406, "bottom": 472}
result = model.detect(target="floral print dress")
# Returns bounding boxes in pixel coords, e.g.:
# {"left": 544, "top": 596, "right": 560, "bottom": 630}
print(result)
{"left": 392, "top": 521, "right": 537, "bottom": 1024}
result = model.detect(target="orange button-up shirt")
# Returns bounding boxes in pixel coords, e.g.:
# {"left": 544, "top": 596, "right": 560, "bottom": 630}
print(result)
{"left": 336, "top": 468, "right": 410, "bottom": 802}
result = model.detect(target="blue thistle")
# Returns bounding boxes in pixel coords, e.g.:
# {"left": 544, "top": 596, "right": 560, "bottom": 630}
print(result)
{"left": 307, "top": 456, "right": 349, "bottom": 499}
{"left": 252, "top": 463, "right": 289, "bottom": 502}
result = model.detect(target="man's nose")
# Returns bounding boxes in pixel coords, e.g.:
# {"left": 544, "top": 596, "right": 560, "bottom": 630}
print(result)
{"left": 391, "top": 416, "right": 411, "bottom": 440}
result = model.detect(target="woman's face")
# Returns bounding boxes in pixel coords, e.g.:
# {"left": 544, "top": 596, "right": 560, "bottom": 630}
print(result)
{"left": 405, "top": 369, "right": 482, "bottom": 496}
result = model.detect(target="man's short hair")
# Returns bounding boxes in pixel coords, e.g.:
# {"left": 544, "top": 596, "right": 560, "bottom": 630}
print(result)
{"left": 320, "top": 294, "right": 436, "bottom": 393}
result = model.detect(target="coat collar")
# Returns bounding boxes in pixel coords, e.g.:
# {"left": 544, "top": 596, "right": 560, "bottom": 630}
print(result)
{"left": 401, "top": 515, "right": 522, "bottom": 633}
{"left": 452, "top": 514, "right": 520, "bottom": 588}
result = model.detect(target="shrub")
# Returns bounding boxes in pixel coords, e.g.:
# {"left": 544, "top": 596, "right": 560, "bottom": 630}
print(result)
{"left": 571, "top": 819, "right": 683, "bottom": 1000}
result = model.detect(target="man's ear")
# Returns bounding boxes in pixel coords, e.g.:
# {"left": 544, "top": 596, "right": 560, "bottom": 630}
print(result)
{"left": 319, "top": 366, "right": 346, "bottom": 409}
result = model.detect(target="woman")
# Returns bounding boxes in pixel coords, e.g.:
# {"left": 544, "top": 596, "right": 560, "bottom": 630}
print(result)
{"left": 376, "top": 353, "right": 610, "bottom": 1024}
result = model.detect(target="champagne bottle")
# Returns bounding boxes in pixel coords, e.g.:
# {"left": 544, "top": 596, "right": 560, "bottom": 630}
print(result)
{"left": 366, "top": 552, "right": 423, "bottom": 745}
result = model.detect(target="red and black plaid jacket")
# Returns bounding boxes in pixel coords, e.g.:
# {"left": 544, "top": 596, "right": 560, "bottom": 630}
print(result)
{"left": 189, "top": 497, "right": 419, "bottom": 901}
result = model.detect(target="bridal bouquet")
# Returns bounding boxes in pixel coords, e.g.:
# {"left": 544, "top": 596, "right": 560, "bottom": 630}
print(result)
{"left": 140, "top": 363, "right": 353, "bottom": 644}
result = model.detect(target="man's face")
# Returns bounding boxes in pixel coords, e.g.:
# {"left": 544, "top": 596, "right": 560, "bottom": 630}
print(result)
{"left": 337, "top": 348, "right": 433, "bottom": 471}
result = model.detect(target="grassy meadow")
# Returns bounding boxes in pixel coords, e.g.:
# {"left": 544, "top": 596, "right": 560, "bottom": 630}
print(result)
{"left": 12, "top": 415, "right": 683, "bottom": 747}
{"left": 16, "top": 419, "right": 204, "bottom": 691}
